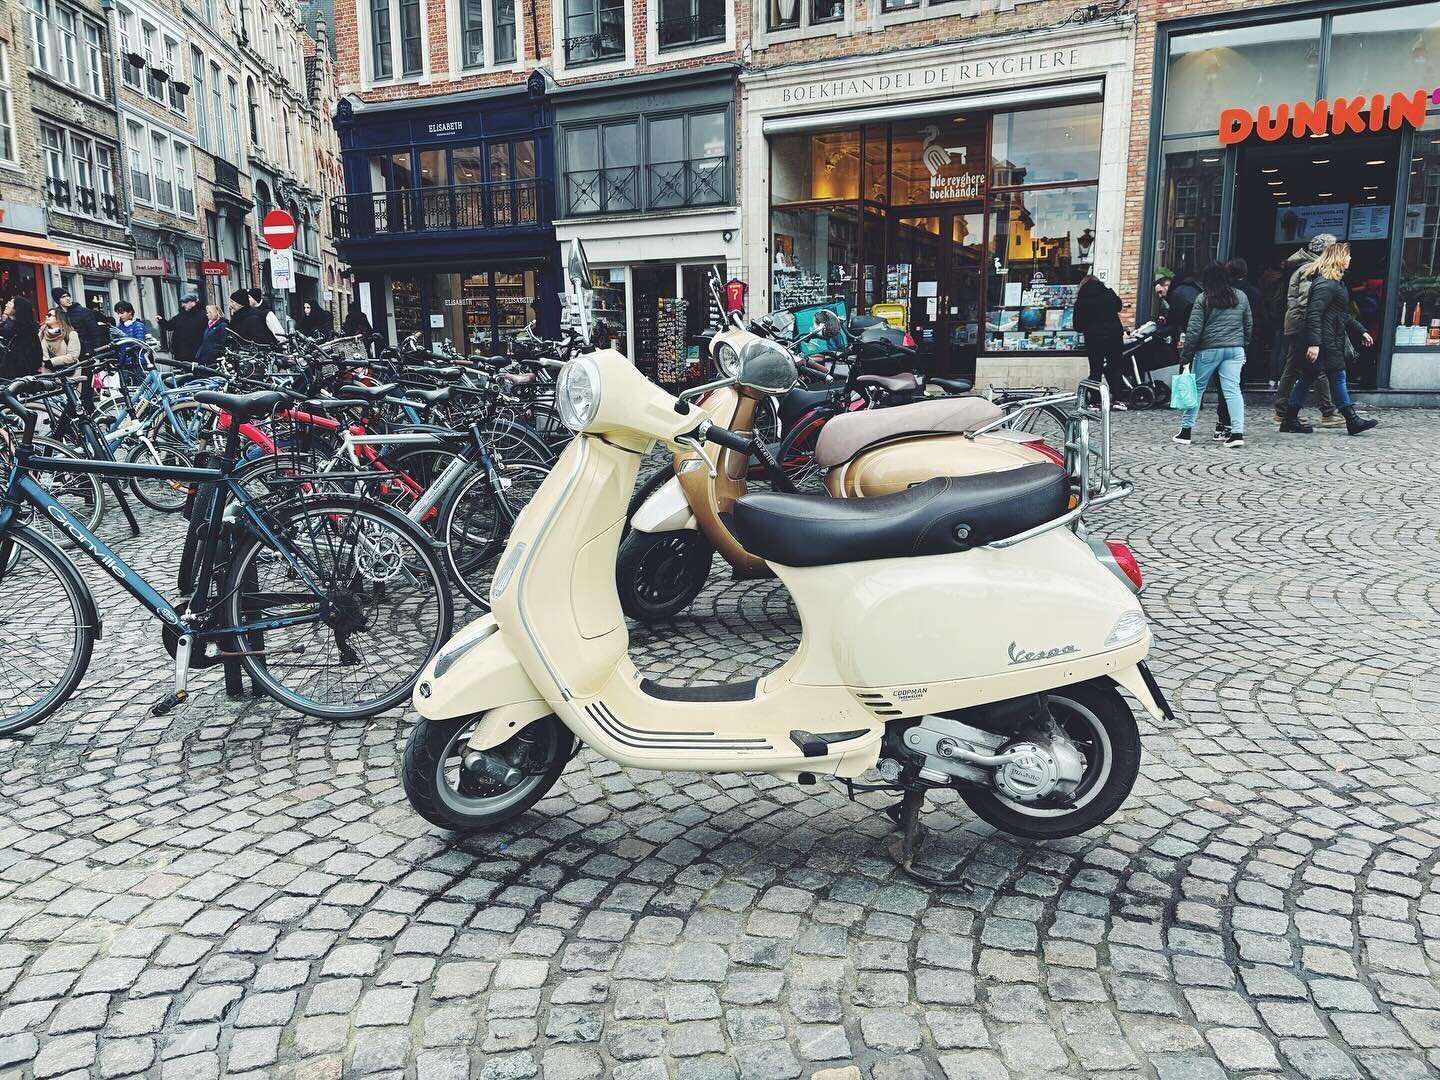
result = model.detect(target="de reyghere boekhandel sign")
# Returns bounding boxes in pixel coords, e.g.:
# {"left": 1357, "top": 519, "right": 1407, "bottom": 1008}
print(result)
{"left": 1220, "top": 87, "right": 1440, "bottom": 144}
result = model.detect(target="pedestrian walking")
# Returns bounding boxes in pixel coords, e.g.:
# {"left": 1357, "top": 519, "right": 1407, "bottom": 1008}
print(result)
{"left": 1173, "top": 261, "right": 1251, "bottom": 449}
{"left": 296, "top": 300, "right": 333, "bottom": 340}
{"left": 39, "top": 308, "right": 81, "bottom": 374}
{"left": 157, "top": 293, "right": 208, "bottom": 363}
{"left": 1072, "top": 275, "right": 1128, "bottom": 410}
{"left": 51, "top": 287, "right": 105, "bottom": 360}
{"left": 247, "top": 288, "right": 288, "bottom": 346}
{"left": 196, "top": 305, "right": 229, "bottom": 365}
{"left": 1280, "top": 243, "right": 1377, "bottom": 436}
{"left": 1227, "top": 258, "right": 1268, "bottom": 376}
{"left": 229, "top": 289, "right": 265, "bottom": 344}
{"left": 1274, "top": 233, "right": 1343, "bottom": 427}
{"left": 1, "top": 297, "right": 42, "bottom": 379}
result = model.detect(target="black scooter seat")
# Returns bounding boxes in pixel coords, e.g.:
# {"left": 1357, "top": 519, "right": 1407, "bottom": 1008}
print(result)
{"left": 778, "top": 386, "right": 836, "bottom": 426}
{"left": 731, "top": 464, "right": 1069, "bottom": 566}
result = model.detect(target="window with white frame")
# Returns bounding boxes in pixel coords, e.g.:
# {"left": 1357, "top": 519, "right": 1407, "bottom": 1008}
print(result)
{"left": 192, "top": 48, "right": 208, "bottom": 151}
{"left": 142, "top": 22, "right": 163, "bottom": 99}
{"left": 27, "top": 0, "right": 52, "bottom": 74}
{"left": 495, "top": 0, "right": 516, "bottom": 62}
{"left": 227, "top": 77, "right": 241, "bottom": 160}
{"left": 0, "top": 46, "right": 15, "bottom": 165}
{"left": 56, "top": 7, "right": 79, "bottom": 86}
{"left": 768, "top": 0, "right": 844, "bottom": 32}
{"left": 83, "top": 22, "right": 104, "bottom": 97}
{"left": 165, "top": 37, "right": 184, "bottom": 112}
{"left": 246, "top": 77, "right": 260, "bottom": 144}
{"left": 96, "top": 146, "right": 116, "bottom": 217}
{"left": 69, "top": 132, "right": 95, "bottom": 213}
{"left": 41, "top": 126, "right": 69, "bottom": 207}
{"left": 118, "top": 7, "right": 141, "bottom": 88}
{"left": 457, "top": 0, "right": 517, "bottom": 68}
{"left": 174, "top": 142, "right": 194, "bottom": 214}
{"left": 565, "top": 0, "right": 624, "bottom": 66}
{"left": 151, "top": 129, "right": 174, "bottom": 208}
{"left": 657, "top": 0, "right": 724, "bottom": 50}
{"left": 368, "top": 0, "right": 424, "bottom": 80}
{"left": 204, "top": 0, "right": 218, "bottom": 24}
{"left": 127, "top": 118, "right": 150, "bottom": 201}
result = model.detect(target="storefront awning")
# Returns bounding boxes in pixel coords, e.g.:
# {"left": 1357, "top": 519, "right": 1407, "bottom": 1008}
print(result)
{"left": 0, "top": 231, "right": 70, "bottom": 268}
{"left": 761, "top": 79, "right": 1104, "bottom": 135}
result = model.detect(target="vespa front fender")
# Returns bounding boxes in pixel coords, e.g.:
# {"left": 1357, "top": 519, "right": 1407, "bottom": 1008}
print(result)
{"left": 1110, "top": 663, "right": 1175, "bottom": 722}
{"left": 413, "top": 616, "right": 547, "bottom": 726}
{"left": 630, "top": 475, "right": 697, "bottom": 533}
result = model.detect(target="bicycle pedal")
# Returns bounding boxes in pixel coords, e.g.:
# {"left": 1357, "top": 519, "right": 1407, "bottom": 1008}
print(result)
{"left": 150, "top": 690, "right": 191, "bottom": 717}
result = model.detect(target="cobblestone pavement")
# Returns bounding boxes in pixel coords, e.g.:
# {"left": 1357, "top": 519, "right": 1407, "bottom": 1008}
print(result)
{"left": 2, "top": 406, "right": 1440, "bottom": 1080}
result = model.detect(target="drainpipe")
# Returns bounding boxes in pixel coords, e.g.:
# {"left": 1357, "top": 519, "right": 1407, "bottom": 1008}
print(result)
{"left": 528, "top": 0, "right": 540, "bottom": 65}
{"left": 99, "top": 0, "right": 138, "bottom": 309}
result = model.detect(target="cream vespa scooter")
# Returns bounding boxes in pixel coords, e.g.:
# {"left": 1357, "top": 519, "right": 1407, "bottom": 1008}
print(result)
{"left": 402, "top": 242, "right": 1174, "bottom": 881}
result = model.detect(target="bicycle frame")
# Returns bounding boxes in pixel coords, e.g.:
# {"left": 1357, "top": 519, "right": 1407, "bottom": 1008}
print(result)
{"left": 0, "top": 454, "right": 330, "bottom": 641}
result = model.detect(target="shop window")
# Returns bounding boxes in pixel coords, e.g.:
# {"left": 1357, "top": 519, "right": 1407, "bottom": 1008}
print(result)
{"left": 658, "top": 0, "right": 725, "bottom": 51}
{"left": 490, "top": 140, "right": 539, "bottom": 225}
{"left": 1328, "top": 3, "right": 1440, "bottom": 101}
{"left": 769, "top": 0, "right": 843, "bottom": 32}
{"left": 985, "top": 187, "right": 1098, "bottom": 353}
{"left": 1398, "top": 115, "right": 1440, "bottom": 352}
{"left": 649, "top": 110, "right": 729, "bottom": 209}
{"left": 892, "top": 117, "right": 985, "bottom": 205}
{"left": 863, "top": 124, "right": 886, "bottom": 203}
{"left": 565, "top": 0, "right": 625, "bottom": 67}
{"left": 1153, "top": 138, "right": 1224, "bottom": 279}
{"left": 0, "top": 46, "right": 14, "bottom": 166}
{"left": 772, "top": 205, "right": 859, "bottom": 312}
{"left": 1164, "top": 20, "right": 1321, "bottom": 136}
{"left": 565, "top": 122, "right": 639, "bottom": 215}
{"left": 991, "top": 101, "right": 1101, "bottom": 188}
{"left": 771, "top": 129, "right": 859, "bottom": 203}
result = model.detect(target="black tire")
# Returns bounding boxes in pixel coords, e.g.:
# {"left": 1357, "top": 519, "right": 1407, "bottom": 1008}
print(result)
{"left": 1129, "top": 385, "right": 1157, "bottom": 411}
{"left": 483, "top": 417, "right": 557, "bottom": 467}
{"left": 122, "top": 437, "right": 194, "bottom": 513}
{"left": 403, "top": 713, "right": 574, "bottom": 831}
{"left": 0, "top": 526, "right": 96, "bottom": 735}
{"left": 959, "top": 680, "right": 1140, "bottom": 840}
{"left": 774, "top": 409, "right": 832, "bottom": 493}
{"left": 222, "top": 496, "right": 454, "bottom": 720}
{"left": 615, "top": 528, "right": 714, "bottom": 622}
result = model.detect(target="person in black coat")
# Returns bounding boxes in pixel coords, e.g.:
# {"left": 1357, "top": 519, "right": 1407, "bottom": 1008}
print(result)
{"left": 228, "top": 289, "right": 265, "bottom": 344}
{"left": 1281, "top": 242, "right": 1376, "bottom": 436}
{"left": 157, "top": 293, "right": 208, "bottom": 363}
{"left": 51, "top": 287, "right": 105, "bottom": 360}
{"left": 1, "top": 297, "right": 42, "bottom": 379}
{"left": 295, "top": 300, "right": 333, "bottom": 340}
{"left": 1071, "top": 276, "right": 1127, "bottom": 409}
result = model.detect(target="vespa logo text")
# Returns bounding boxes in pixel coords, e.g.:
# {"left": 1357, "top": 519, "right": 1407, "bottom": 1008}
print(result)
{"left": 45, "top": 504, "right": 127, "bottom": 583}
{"left": 1008, "top": 641, "right": 1079, "bottom": 666}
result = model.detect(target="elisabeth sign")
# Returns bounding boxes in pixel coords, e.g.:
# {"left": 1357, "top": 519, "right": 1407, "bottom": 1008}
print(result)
{"left": 1220, "top": 87, "right": 1440, "bottom": 145}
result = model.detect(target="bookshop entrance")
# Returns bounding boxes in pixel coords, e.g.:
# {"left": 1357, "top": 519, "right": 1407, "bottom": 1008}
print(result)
{"left": 890, "top": 208, "right": 985, "bottom": 376}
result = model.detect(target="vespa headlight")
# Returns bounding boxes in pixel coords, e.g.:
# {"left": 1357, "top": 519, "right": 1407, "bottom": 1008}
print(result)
{"left": 557, "top": 356, "right": 602, "bottom": 431}
{"left": 715, "top": 341, "right": 741, "bottom": 378}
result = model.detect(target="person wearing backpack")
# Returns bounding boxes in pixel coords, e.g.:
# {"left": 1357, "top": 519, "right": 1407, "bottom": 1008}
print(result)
{"left": 1173, "top": 261, "right": 1251, "bottom": 449}
{"left": 1274, "top": 233, "right": 1343, "bottom": 427}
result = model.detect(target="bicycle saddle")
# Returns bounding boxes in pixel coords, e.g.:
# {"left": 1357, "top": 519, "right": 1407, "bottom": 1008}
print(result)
{"left": 928, "top": 376, "right": 973, "bottom": 395}
{"left": 856, "top": 373, "right": 920, "bottom": 392}
{"left": 396, "top": 386, "right": 453, "bottom": 404}
{"left": 193, "top": 389, "right": 290, "bottom": 420}
{"left": 340, "top": 382, "right": 398, "bottom": 401}
{"left": 732, "top": 465, "right": 1068, "bottom": 566}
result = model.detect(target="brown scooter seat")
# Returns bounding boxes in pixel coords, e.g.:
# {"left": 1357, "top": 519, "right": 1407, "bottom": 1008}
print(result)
{"left": 731, "top": 464, "right": 1069, "bottom": 566}
{"left": 855, "top": 373, "right": 920, "bottom": 393}
{"left": 815, "top": 396, "right": 1004, "bottom": 468}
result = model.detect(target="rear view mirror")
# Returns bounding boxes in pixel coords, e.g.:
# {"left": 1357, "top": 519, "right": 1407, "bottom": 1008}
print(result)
{"left": 813, "top": 309, "right": 842, "bottom": 338}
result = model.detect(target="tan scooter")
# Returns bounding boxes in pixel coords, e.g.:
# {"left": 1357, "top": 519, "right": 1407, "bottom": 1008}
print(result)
{"left": 401, "top": 241, "right": 1173, "bottom": 881}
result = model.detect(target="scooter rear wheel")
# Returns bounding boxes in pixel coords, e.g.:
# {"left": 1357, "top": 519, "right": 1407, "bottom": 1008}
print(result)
{"left": 959, "top": 680, "right": 1140, "bottom": 840}
{"left": 616, "top": 529, "right": 714, "bottom": 622}
{"left": 403, "top": 713, "right": 574, "bottom": 832}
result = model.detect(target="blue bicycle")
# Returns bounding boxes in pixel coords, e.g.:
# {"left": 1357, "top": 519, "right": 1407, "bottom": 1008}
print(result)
{"left": 0, "top": 375, "right": 454, "bottom": 735}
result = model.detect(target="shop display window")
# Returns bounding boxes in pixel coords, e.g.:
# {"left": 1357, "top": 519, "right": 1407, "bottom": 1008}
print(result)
{"left": 991, "top": 101, "right": 1101, "bottom": 187}
{"left": 772, "top": 205, "right": 858, "bottom": 312}
{"left": 771, "top": 129, "right": 859, "bottom": 202}
{"left": 1163, "top": 20, "right": 1322, "bottom": 136}
{"left": 1152, "top": 137, "right": 1224, "bottom": 281}
{"left": 985, "top": 187, "right": 1097, "bottom": 353}
{"left": 1398, "top": 116, "right": 1440, "bottom": 351}
{"left": 1327, "top": 3, "right": 1440, "bottom": 102}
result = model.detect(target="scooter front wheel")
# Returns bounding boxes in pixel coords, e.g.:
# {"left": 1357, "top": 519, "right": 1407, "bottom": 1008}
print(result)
{"left": 403, "top": 713, "right": 575, "bottom": 832}
{"left": 616, "top": 529, "right": 714, "bottom": 622}
{"left": 959, "top": 680, "right": 1140, "bottom": 840}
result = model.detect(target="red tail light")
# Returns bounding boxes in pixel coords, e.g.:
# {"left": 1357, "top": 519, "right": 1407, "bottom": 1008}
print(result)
{"left": 902, "top": 332, "right": 916, "bottom": 347}
{"left": 1105, "top": 541, "right": 1144, "bottom": 591}
{"left": 1022, "top": 439, "right": 1065, "bottom": 466}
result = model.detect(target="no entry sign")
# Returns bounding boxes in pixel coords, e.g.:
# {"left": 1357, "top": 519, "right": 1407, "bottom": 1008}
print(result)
{"left": 262, "top": 209, "right": 296, "bottom": 250}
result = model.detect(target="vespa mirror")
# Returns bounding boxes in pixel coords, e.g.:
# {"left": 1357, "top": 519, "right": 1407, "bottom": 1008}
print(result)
{"left": 566, "top": 238, "right": 595, "bottom": 342}
{"left": 737, "top": 338, "right": 797, "bottom": 396}
{"left": 812, "top": 309, "right": 842, "bottom": 339}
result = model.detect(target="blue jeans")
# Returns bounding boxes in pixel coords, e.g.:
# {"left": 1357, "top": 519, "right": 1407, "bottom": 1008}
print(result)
{"left": 1181, "top": 347, "right": 1245, "bottom": 434}
{"left": 1289, "top": 364, "right": 1352, "bottom": 409}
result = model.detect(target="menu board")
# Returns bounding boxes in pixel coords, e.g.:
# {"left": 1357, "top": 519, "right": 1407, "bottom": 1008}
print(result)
{"left": 1348, "top": 204, "right": 1391, "bottom": 241}
{"left": 1275, "top": 203, "right": 1350, "bottom": 244}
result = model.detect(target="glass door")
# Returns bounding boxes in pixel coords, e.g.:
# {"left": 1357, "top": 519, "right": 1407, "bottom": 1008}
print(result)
{"left": 890, "top": 206, "right": 983, "bottom": 375}
{"left": 945, "top": 210, "right": 984, "bottom": 378}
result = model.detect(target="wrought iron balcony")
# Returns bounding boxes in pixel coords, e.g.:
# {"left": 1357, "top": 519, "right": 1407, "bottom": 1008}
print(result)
{"left": 214, "top": 159, "right": 244, "bottom": 195}
{"left": 658, "top": 11, "right": 726, "bottom": 49}
{"left": 46, "top": 177, "right": 71, "bottom": 209}
{"left": 647, "top": 159, "right": 727, "bottom": 210}
{"left": 331, "top": 180, "right": 551, "bottom": 241}
{"left": 565, "top": 167, "right": 639, "bottom": 216}
{"left": 564, "top": 31, "right": 624, "bottom": 66}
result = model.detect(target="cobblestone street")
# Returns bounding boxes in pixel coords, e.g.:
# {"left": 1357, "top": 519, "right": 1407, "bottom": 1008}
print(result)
{"left": 2, "top": 406, "right": 1439, "bottom": 1080}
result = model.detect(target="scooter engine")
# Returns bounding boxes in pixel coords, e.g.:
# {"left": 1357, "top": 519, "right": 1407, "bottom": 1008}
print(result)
{"left": 900, "top": 714, "right": 1087, "bottom": 802}
{"left": 993, "top": 741, "right": 1085, "bottom": 802}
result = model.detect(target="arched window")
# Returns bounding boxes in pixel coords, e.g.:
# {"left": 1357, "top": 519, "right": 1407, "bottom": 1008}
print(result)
{"left": 255, "top": 181, "right": 271, "bottom": 226}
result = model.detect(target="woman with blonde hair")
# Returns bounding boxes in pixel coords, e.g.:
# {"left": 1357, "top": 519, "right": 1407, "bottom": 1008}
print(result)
{"left": 1280, "top": 242, "right": 1376, "bottom": 435}
{"left": 40, "top": 307, "right": 82, "bottom": 374}
{"left": 196, "top": 304, "right": 229, "bottom": 365}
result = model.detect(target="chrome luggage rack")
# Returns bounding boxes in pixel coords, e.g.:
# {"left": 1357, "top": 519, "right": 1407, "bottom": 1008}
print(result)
{"left": 967, "top": 378, "right": 1132, "bottom": 549}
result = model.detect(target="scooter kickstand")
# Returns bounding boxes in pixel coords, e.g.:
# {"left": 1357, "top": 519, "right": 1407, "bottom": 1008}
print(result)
{"left": 885, "top": 789, "right": 973, "bottom": 891}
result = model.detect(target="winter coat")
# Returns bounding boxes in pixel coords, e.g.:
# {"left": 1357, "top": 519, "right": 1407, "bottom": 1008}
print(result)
{"left": 1180, "top": 290, "right": 1252, "bottom": 365}
{"left": 341, "top": 308, "right": 372, "bottom": 337}
{"left": 196, "top": 318, "right": 229, "bottom": 365}
{"left": 158, "top": 305, "right": 208, "bottom": 363}
{"left": 64, "top": 303, "right": 105, "bottom": 358}
{"left": 1232, "top": 277, "right": 1267, "bottom": 340}
{"left": 231, "top": 306, "right": 274, "bottom": 346}
{"left": 1162, "top": 278, "right": 1202, "bottom": 345}
{"left": 1283, "top": 248, "right": 1323, "bottom": 337}
{"left": 115, "top": 318, "right": 148, "bottom": 366}
{"left": 1303, "top": 278, "right": 1365, "bottom": 374}
{"left": 1072, "top": 281, "right": 1124, "bottom": 341}
{"left": 41, "top": 329, "right": 82, "bottom": 371}
{"left": 296, "top": 308, "right": 333, "bottom": 339}
{"left": 1, "top": 323, "right": 42, "bottom": 378}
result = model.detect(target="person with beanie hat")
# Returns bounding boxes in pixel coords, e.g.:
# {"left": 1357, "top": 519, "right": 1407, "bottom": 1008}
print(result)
{"left": 228, "top": 289, "right": 264, "bottom": 343}
{"left": 248, "top": 287, "right": 288, "bottom": 346}
{"left": 51, "top": 287, "right": 105, "bottom": 359}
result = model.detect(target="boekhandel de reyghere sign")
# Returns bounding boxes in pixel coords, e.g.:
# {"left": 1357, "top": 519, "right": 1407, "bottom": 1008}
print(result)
{"left": 776, "top": 47, "right": 1086, "bottom": 106}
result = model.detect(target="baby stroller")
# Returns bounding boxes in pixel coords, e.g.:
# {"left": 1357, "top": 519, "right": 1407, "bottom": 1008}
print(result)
{"left": 1116, "top": 321, "right": 1175, "bottom": 410}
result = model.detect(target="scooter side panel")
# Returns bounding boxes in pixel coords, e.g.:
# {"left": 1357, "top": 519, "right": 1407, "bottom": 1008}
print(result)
{"left": 630, "top": 476, "right": 697, "bottom": 533}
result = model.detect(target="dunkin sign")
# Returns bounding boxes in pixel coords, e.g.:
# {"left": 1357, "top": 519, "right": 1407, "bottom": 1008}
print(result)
{"left": 1219, "top": 87, "right": 1440, "bottom": 145}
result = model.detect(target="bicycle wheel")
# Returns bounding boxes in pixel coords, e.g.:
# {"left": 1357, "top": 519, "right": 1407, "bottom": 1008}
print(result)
{"left": 380, "top": 442, "right": 470, "bottom": 524}
{"left": 439, "top": 461, "right": 550, "bottom": 608}
{"left": 0, "top": 527, "right": 96, "bottom": 735}
{"left": 481, "top": 417, "right": 556, "bottom": 467}
{"left": 223, "top": 496, "right": 453, "bottom": 720}
{"left": 774, "top": 409, "right": 832, "bottom": 493}
{"left": 3, "top": 437, "right": 108, "bottom": 548}
{"left": 1006, "top": 403, "right": 1071, "bottom": 450}
{"left": 122, "top": 437, "right": 195, "bottom": 513}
